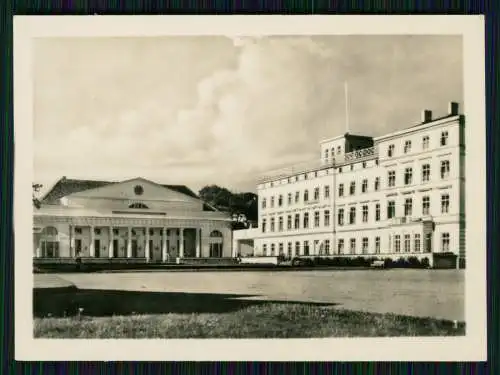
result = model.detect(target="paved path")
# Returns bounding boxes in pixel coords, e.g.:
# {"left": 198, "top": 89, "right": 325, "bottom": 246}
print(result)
{"left": 34, "top": 274, "right": 76, "bottom": 289}
{"left": 45, "top": 269, "right": 464, "bottom": 321}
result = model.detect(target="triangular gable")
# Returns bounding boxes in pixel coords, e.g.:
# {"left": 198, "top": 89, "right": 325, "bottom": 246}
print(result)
{"left": 66, "top": 177, "right": 200, "bottom": 203}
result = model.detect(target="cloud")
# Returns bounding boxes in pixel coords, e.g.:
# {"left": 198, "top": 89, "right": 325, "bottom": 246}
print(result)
{"left": 34, "top": 36, "right": 463, "bottom": 192}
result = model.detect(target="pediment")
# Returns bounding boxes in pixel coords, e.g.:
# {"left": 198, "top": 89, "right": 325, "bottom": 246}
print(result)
{"left": 66, "top": 178, "right": 199, "bottom": 203}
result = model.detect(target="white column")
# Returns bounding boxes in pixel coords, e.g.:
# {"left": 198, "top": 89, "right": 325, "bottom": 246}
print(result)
{"left": 162, "top": 228, "right": 168, "bottom": 262}
{"left": 179, "top": 228, "right": 184, "bottom": 258}
{"left": 195, "top": 228, "right": 201, "bottom": 258}
{"left": 89, "top": 226, "right": 95, "bottom": 257}
{"left": 108, "top": 226, "right": 114, "bottom": 258}
{"left": 36, "top": 239, "right": 42, "bottom": 258}
{"left": 127, "top": 227, "right": 132, "bottom": 258}
{"left": 70, "top": 225, "right": 75, "bottom": 257}
{"left": 145, "top": 227, "right": 150, "bottom": 262}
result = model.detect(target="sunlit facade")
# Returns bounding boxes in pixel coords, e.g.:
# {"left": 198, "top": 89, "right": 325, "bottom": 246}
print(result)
{"left": 235, "top": 102, "right": 465, "bottom": 267}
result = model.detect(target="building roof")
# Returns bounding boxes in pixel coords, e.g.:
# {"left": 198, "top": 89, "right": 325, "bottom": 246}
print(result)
{"left": 40, "top": 177, "right": 200, "bottom": 204}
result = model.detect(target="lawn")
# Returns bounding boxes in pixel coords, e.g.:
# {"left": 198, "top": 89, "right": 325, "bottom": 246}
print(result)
{"left": 33, "top": 272, "right": 465, "bottom": 338}
{"left": 34, "top": 303, "right": 465, "bottom": 338}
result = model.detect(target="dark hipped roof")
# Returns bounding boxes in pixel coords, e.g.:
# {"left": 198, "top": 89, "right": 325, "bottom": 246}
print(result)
{"left": 41, "top": 177, "right": 200, "bottom": 204}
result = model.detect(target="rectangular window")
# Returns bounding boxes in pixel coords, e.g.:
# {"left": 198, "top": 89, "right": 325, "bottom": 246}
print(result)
{"left": 395, "top": 235, "right": 401, "bottom": 253}
{"left": 374, "top": 177, "right": 380, "bottom": 191}
{"left": 349, "top": 181, "right": 356, "bottom": 195}
{"left": 350, "top": 239, "right": 356, "bottom": 254}
{"left": 304, "top": 190, "right": 309, "bottom": 202}
{"left": 262, "top": 244, "right": 267, "bottom": 256}
{"left": 414, "top": 234, "right": 421, "bottom": 253}
{"left": 278, "top": 195, "right": 283, "bottom": 207}
{"left": 338, "top": 239, "right": 344, "bottom": 254}
{"left": 404, "top": 234, "right": 411, "bottom": 252}
{"left": 362, "top": 237, "right": 369, "bottom": 254}
{"left": 422, "top": 196, "right": 430, "bottom": 215}
{"left": 295, "top": 191, "right": 300, "bottom": 203}
{"left": 270, "top": 218, "right": 275, "bottom": 232}
{"left": 324, "top": 240, "right": 330, "bottom": 255}
{"left": 404, "top": 198, "right": 413, "bottom": 216}
{"left": 404, "top": 167, "right": 413, "bottom": 185}
{"left": 287, "top": 242, "right": 292, "bottom": 257}
{"left": 324, "top": 210, "right": 330, "bottom": 226}
{"left": 375, "top": 203, "right": 381, "bottom": 221}
{"left": 441, "top": 160, "right": 450, "bottom": 179}
{"left": 270, "top": 197, "right": 275, "bottom": 208}
{"left": 338, "top": 208, "right": 345, "bottom": 226}
{"left": 279, "top": 243, "right": 284, "bottom": 255}
{"left": 314, "top": 187, "right": 320, "bottom": 200}
{"left": 314, "top": 211, "right": 320, "bottom": 227}
{"left": 338, "top": 184, "right": 344, "bottom": 197}
{"left": 441, "top": 131, "right": 449, "bottom": 146}
{"left": 388, "top": 170, "right": 396, "bottom": 187}
{"left": 388, "top": 144, "right": 395, "bottom": 157}
{"left": 441, "top": 194, "right": 450, "bottom": 213}
{"left": 262, "top": 198, "right": 267, "bottom": 209}
{"left": 422, "top": 135, "right": 430, "bottom": 150}
{"left": 422, "top": 164, "right": 431, "bottom": 182}
{"left": 362, "top": 179, "right": 368, "bottom": 193}
{"left": 303, "top": 213, "right": 309, "bottom": 228}
{"left": 441, "top": 232, "right": 450, "bottom": 252}
{"left": 262, "top": 219, "right": 266, "bottom": 233}
{"left": 324, "top": 185, "right": 330, "bottom": 198}
{"left": 278, "top": 216, "right": 283, "bottom": 231}
{"left": 295, "top": 241, "right": 300, "bottom": 256}
{"left": 270, "top": 244, "right": 275, "bottom": 256}
{"left": 387, "top": 200, "right": 395, "bottom": 219}
{"left": 349, "top": 207, "right": 356, "bottom": 224}
{"left": 75, "top": 227, "right": 82, "bottom": 234}
{"left": 294, "top": 214, "right": 300, "bottom": 229}
{"left": 375, "top": 237, "right": 381, "bottom": 254}
{"left": 287, "top": 215, "right": 292, "bottom": 230}
{"left": 287, "top": 193, "right": 292, "bottom": 205}
{"left": 303, "top": 241, "right": 310, "bottom": 256}
{"left": 362, "top": 205, "right": 368, "bottom": 223}
{"left": 404, "top": 140, "right": 412, "bottom": 153}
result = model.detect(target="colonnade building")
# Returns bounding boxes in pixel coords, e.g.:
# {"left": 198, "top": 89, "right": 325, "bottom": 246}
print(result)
{"left": 234, "top": 101, "right": 466, "bottom": 267}
{"left": 33, "top": 177, "right": 233, "bottom": 263}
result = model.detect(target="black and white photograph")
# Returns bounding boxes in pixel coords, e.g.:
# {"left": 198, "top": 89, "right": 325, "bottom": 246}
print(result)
{"left": 14, "top": 16, "right": 486, "bottom": 361}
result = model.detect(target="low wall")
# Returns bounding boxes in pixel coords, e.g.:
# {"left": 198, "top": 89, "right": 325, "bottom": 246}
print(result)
{"left": 239, "top": 256, "right": 279, "bottom": 265}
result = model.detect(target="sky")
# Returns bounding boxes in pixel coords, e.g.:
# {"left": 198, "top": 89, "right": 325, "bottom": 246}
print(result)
{"left": 33, "top": 35, "right": 463, "bottom": 195}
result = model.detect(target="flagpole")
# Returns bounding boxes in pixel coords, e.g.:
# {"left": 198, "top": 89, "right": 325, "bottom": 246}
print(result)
{"left": 344, "top": 81, "right": 349, "bottom": 134}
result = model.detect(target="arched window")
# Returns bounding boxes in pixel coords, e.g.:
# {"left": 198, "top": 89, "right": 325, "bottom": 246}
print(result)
{"left": 128, "top": 203, "right": 149, "bottom": 209}
{"left": 40, "top": 226, "right": 59, "bottom": 258}
{"left": 209, "top": 230, "right": 223, "bottom": 257}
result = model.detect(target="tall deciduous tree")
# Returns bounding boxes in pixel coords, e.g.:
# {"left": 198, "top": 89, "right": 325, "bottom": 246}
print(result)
{"left": 199, "top": 185, "right": 258, "bottom": 226}
{"left": 32, "top": 183, "right": 42, "bottom": 209}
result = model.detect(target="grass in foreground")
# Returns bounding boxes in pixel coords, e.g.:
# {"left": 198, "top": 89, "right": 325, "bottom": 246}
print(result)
{"left": 34, "top": 303, "right": 465, "bottom": 338}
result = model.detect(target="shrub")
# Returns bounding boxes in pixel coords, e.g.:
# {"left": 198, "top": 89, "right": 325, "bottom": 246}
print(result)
{"left": 384, "top": 258, "right": 394, "bottom": 268}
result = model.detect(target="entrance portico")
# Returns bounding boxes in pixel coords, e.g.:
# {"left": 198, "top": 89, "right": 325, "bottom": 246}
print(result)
{"left": 33, "top": 177, "right": 233, "bottom": 263}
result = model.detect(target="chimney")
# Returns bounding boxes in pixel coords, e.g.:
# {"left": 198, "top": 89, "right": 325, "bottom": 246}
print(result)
{"left": 448, "top": 101, "right": 459, "bottom": 116}
{"left": 421, "top": 110, "right": 432, "bottom": 123}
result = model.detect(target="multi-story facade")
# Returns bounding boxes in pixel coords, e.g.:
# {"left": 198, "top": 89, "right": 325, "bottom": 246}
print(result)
{"left": 234, "top": 101, "right": 465, "bottom": 267}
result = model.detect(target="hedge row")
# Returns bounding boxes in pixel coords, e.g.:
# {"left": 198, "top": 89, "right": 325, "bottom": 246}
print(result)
{"left": 290, "top": 256, "right": 430, "bottom": 268}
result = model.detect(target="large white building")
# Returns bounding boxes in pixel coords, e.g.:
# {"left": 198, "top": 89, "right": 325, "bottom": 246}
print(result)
{"left": 33, "top": 177, "right": 233, "bottom": 264}
{"left": 233, "top": 101, "right": 466, "bottom": 268}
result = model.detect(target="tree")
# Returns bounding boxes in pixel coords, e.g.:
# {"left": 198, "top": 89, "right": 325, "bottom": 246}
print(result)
{"left": 32, "top": 183, "right": 42, "bottom": 209}
{"left": 199, "top": 185, "right": 258, "bottom": 226}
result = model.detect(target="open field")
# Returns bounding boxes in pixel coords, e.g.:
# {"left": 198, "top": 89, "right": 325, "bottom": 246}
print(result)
{"left": 33, "top": 269, "right": 465, "bottom": 338}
